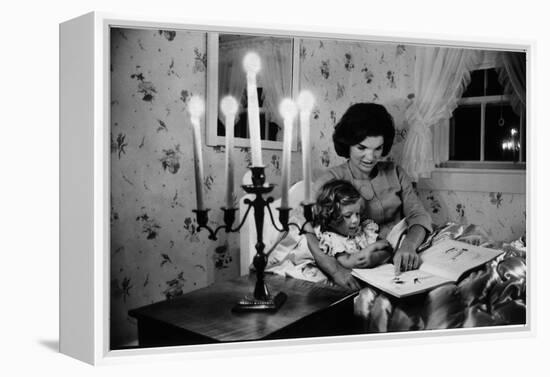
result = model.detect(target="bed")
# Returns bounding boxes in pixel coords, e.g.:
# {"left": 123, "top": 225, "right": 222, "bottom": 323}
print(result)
{"left": 238, "top": 180, "right": 527, "bottom": 331}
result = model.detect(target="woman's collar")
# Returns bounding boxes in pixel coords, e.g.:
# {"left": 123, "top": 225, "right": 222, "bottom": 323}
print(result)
{"left": 346, "top": 160, "right": 380, "bottom": 180}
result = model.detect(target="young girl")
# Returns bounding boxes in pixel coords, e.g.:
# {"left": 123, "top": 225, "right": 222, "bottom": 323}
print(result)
{"left": 313, "top": 179, "right": 392, "bottom": 269}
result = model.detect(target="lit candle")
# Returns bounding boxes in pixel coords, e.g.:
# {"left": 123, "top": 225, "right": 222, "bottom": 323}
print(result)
{"left": 243, "top": 52, "right": 263, "bottom": 167}
{"left": 297, "top": 90, "right": 315, "bottom": 203}
{"left": 221, "top": 96, "right": 239, "bottom": 209}
{"left": 279, "top": 98, "right": 298, "bottom": 208}
{"left": 188, "top": 96, "right": 206, "bottom": 210}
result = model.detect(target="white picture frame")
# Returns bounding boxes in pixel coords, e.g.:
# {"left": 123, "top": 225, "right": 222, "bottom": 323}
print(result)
{"left": 60, "top": 11, "right": 533, "bottom": 365}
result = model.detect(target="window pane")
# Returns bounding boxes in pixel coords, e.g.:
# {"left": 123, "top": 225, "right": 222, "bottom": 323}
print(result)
{"left": 217, "top": 34, "right": 292, "bottom": 141}
{"left": 461, "top": 69, "right": 485, "bottom": 97}
{"left": 235, "top": 112, "right": 249, "bottom": 138}
{"left": 485, "top": 68, "right": 505, "bottom": 96}
{"left": 449, "top": 105, "right": 481, "bottom": 160}
{"left": 485, "top": 103, "right": 522, "bottom": 161}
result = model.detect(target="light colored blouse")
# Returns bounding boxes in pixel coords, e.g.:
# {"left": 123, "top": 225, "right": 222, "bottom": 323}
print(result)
{"left": 314, "top": 161, "right": 433, "bottom": 239}
{"left": 315, "top": 219, "right": 379, "bottom": 257}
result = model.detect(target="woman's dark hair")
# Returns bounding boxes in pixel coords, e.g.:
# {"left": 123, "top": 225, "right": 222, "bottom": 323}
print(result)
{"left": 313, "top": 179, "right": 361, "bottom": 232}
{"left": 333, "top": 103, "right": 395, "bottom": 158}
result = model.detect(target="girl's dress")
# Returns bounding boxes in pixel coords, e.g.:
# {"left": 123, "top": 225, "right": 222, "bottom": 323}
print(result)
{"left": 313, "top": 161, "right": 432, "bottom": 239}
{"left": 315, "top": 219, "right": 379, "bottom": 257}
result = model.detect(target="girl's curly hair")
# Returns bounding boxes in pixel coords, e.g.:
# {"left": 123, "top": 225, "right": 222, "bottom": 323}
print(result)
{"left": 313, "top": 179, "right": 361, "bottom": 232}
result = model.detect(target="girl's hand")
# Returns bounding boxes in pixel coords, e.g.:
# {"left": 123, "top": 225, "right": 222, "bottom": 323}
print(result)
{"left": 365, "top": 239, "right": 391, "bottom": 252}
{"left": 393, "top": 243, "right": 421, "bottom": 274}
{"left": 357, "top": 242, "right": 392, "bottom": 268}
{"left": 352, "top": 251, "right": 374, "bottom": 268}
{"left": 348, "top": 240, "right": 391, "bottom": 268}
{"left": 335, "top": 239, "right": 394, "bottom": 269}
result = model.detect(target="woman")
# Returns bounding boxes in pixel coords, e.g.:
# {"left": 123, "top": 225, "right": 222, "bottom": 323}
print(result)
{"left": 307, "top": 103, "right": 432, "bottom": 290}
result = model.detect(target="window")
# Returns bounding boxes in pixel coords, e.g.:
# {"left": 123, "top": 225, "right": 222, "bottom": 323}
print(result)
{"left": 446, "top": 67, "right": 525, "bottom": 168}
{"left": 421, "top": 52, "right": 527, "bottom": 194}
{"left": 217, "top": 87, "right": 282, "bottom": 141}
{"left": 206, "top": 33, "right": 300, "bottom": 150}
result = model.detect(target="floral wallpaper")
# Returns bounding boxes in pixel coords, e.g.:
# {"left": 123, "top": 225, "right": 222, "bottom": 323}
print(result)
{"left": 298, "top": 37, "right": 525, "bottom": 243}
{"left": 298, "top": 38, "right": 415, "bottom": 177}
{"left": 418, "top": 190, "right": 526, "bottom": 242}
{"left": 110, "top": 30, "right": 525, "bottom": 348}
{"left": 109, "top": 28, "right": 302, "bottom": 348}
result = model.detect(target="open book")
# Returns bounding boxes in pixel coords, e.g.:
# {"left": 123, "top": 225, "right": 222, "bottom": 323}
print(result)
{"left": 352, "top": 239, "right": 503, "bottom": 298}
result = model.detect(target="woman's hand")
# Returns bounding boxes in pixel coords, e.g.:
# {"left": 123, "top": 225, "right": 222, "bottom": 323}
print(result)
{"left": 393, "top": 243, "right": 421, "bottom": 274}
{"left": 393, "top": 224, "right": 426, "bottom": 274}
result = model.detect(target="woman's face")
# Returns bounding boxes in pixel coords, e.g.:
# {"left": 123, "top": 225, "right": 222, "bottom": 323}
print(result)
{"left": 349, "top": 136, "right": 384, "bottom": 176}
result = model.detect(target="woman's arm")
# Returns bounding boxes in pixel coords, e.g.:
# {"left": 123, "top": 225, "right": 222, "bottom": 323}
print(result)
{"left": 393, "top": 224, "right": 426, "bottom": 274}
{"left": 305, "top": 231, "right": 361, "bottom": 290}
{"left": 396, "top": 165, "right": 433, "bottom": 235}
{"left": 393, "top": 165, "right": 432, "bottom": 273}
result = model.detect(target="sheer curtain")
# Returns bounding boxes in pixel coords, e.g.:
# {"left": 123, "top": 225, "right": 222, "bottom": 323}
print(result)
{"left": 218, "top": 37, "right": 292, "bottom": 131}
{"left": 259, "top": 39, "right": 292, "bottom": 127}
{"left": 401, "top": 47, "right": 481, "bottom": 181}
{"left": 219, "top": 47, "right": 247, "bottom": 124}
{"left": 496, "top": 51, "right": 526, "bottom": 116}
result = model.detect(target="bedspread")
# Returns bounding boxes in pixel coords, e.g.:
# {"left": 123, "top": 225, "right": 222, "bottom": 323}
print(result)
{"left": 354, "top": 223, "right": 527, "bottom": 331}
{"left": 264, "top": 222, "right": 526, "bottom": 331}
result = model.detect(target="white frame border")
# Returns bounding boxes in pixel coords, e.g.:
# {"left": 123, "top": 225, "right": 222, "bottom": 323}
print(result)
{"left": 59, "top": 11, "right": 535, "bottom": 365}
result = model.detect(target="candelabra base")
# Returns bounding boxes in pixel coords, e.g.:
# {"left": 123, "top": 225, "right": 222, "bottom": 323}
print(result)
{"left": 232, "top": 292, "right": 287, "bottom": 312}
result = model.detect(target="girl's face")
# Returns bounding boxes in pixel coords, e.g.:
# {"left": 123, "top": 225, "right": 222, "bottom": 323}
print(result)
{"left": 349, "top": 136, "right": 384, "bottom": 176}
{"left": 330, "top": 200, "right": 362, "bottom": 236}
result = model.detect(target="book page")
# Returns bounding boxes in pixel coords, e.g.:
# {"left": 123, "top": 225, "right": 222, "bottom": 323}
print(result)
{"left": 419, "top": 239, "right": 503, "bottom": 281}
{"left": 352, "top": 264, "right": 452, "bottom": 298}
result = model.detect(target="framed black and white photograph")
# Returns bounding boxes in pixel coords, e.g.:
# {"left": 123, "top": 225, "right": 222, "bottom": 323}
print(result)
{"left": 60, "top": 11, "right": 531, "bottom": 365}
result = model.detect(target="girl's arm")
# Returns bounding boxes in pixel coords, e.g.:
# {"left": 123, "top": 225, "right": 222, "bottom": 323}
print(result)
{"left": 305, "top": 230, "right": 361, "bottom": 290}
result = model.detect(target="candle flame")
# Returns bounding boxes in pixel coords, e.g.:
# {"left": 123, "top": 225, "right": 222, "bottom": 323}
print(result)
{"left": 279, "top": 98, "right": 298, "bottom": 120}
{"left": 220, "top": 96, "right": 239, "bottom": 117}
{"left": 243, "top": 52, "right": 261, "bottom": 74}
{"left": 511, "top": 128, "right": 518, "bottom": 136}
{"left": 188, "top": 96, "right": 205, "bottom": 119}
{"left": 297, "top": 90, "right": 315, "bottom": 113}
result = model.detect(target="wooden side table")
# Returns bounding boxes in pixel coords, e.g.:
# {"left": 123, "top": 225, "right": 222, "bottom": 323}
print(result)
{"left": 128, "top": 274, "right": 359, "bottom": 348}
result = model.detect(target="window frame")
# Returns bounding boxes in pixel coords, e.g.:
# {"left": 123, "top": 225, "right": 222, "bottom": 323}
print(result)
{"left": 205, "top": 32, "right": 300, "bottom": 151}
{"left": 421, "top": 52, "right": 526, "bottom": 194}
{"left": 435, "top": 52, "right": 526, "bottom": 170}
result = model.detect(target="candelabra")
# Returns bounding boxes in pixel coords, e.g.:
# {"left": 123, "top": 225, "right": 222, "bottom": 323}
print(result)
{"left": 193, "top": 166, "right": 313, "bottom": 312}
